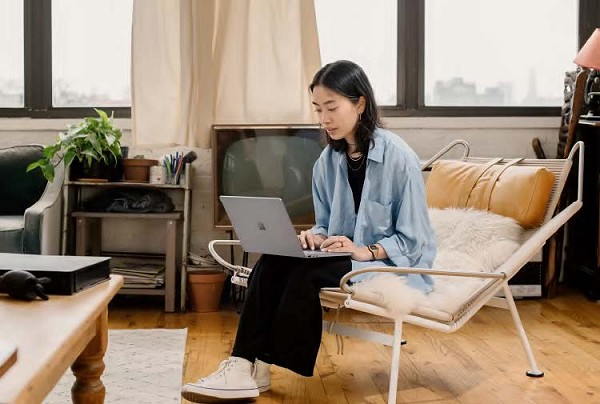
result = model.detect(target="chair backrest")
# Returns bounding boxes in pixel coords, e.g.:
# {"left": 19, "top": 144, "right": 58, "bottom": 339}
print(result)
{"left": 0, "top": 145, "right": 47, "bottom": 215}
{"left": 460, "top": 157, "right": 572, "bottom": 227}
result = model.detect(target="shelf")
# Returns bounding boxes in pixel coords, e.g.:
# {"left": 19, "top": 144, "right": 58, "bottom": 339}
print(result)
{"left": 65, "top": 180, "right": 190, "bottom": 190}
{"left": 63, "top": 163, "right": 193, "bottom": 312}
{"left": 72, "top": 209, "right": 179, "bottom": 312}
{"left": 72, "top": 211, "right": 182, "bottom": 220}
{"left": 102, "top": 251, "right": 166, "bottom": 259}
{"left": 118, "top": 288, "right": 165, "bottom": 296}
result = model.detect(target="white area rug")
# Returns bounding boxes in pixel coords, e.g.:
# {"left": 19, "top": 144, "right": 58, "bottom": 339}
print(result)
{"left": 45, "top": 328, "right": 187, "bottom": 404}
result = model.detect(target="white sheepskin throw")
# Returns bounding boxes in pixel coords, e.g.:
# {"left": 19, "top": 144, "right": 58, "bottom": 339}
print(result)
{"left": 352, "top": 208, "right": 524, "bottom": 318}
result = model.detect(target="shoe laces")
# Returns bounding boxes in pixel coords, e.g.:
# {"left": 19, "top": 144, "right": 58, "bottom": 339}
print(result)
{"left": 199, "top": 358, "right": 242, "bottom": 383}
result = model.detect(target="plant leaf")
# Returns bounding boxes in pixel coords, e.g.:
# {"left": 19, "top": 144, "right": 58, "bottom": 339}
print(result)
{"left": 41, "top": 164, "right": 55, "bottom": 183}
{"left": 95, "top": 108, "right": 109, "bottom": 122}
{"left": 63, "top": 150, "right": 76, "bottom": 168}
{"left": 26, "top": 160, "right": 44, "bottom": 172}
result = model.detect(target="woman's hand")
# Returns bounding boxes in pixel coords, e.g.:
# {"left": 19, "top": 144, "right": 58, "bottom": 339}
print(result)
{"left": 320, "top": 235, "right": 373, "bottom": 262}
{"left": 298, "top": 230, "right": 326, "bottom": 250}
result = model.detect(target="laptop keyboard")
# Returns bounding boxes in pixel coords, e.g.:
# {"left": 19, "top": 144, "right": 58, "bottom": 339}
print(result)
{"left": 303, "top": 249, "right": 349, "bottom": 258}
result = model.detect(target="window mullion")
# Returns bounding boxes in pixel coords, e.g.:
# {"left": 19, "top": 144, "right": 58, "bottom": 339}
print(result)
{"left": 404, "top": 0, "right": 420, "bottom": 111}
{"left": 24, "top": 0, "right": 52, "bottom": 115}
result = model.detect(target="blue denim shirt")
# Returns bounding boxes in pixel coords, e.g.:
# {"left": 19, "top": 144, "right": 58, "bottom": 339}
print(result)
{"left": 310, "top": 128, "right": 436, "bottom": 293}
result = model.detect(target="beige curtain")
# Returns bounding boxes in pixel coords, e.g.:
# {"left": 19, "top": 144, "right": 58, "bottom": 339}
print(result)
{"left": 131, "top": 0, "right": 321, "bottom": 148}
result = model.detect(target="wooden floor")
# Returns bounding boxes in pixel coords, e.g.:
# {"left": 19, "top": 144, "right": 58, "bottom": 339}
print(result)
{"left": 107, "top": 288, "right": 600, "bottom": 404}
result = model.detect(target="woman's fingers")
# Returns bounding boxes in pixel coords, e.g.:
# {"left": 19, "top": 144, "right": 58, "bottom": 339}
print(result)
{"left": 299, "top": 230, "right": 317, "bottom": 250}
{"left": 321, "top": 235, "right": 351, "bottom": 251}
{"left": 299, "top": 232, "right": 342, "bottom": 251}
{"left": 298, "top": 231, "right": 308, "bottom": 249}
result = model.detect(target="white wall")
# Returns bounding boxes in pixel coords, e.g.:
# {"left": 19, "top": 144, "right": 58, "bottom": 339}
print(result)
{"left": 0, "top": 116, "right": 560, "bottom": 255}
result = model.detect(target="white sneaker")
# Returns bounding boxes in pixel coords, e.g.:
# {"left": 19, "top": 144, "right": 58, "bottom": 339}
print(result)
{"left": 253, "top": 359, "right": 271, "bottom": 393}
{"left": 181, "top": 357, "right": 259, "bottom": 402}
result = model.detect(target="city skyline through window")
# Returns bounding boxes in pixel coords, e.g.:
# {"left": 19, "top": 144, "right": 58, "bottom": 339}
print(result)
{"left": 424, "top": 0, "right": 578, "bottom": 107}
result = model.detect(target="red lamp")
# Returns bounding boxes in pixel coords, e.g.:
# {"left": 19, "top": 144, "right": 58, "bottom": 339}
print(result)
{"left": 574, "top": 28, "right": 600, "bottom": 117}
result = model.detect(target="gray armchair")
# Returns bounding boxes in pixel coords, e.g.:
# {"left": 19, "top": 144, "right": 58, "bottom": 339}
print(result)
{"left": 0, "top": 145, "right": 64, "bottom": 254}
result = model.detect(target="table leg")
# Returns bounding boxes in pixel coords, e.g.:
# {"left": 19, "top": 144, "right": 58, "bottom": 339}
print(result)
{"left": 71, "top": 309, "right": 108, "bottom": 404}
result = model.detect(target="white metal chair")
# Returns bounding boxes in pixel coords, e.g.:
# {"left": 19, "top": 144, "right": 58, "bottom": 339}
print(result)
{"left": 209, "top": 140, "right": 584, "bottom": 404}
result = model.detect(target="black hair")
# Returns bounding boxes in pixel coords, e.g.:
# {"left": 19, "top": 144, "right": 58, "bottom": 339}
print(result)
{"left": 309, "top": 60, "right": 382, "bottom": 154}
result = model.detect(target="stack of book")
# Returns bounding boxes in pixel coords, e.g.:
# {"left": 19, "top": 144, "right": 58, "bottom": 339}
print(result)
{"left": 111, "top": 258, "right": 165, "bottom": 289}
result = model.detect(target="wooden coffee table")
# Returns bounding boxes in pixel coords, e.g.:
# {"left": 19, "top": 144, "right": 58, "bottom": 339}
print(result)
{"left": 0, "top": 275, "right": 123, "bottom": 404}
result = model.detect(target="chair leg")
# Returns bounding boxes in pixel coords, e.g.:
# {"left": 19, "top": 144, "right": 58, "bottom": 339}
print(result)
{"left": 501, "top": 284, "right": 544, "bottom": 377}
{"left": 388, "top": 320, "right": 403, "bottom": 404}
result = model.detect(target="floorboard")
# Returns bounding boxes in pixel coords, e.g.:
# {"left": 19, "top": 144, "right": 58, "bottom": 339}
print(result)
{"left": 107, "top": 288, "right": 600, "bottom": 403}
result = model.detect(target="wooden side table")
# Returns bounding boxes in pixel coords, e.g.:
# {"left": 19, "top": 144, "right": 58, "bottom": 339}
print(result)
{"left": 73, "top": 212, "right": 181, "bottom": 312}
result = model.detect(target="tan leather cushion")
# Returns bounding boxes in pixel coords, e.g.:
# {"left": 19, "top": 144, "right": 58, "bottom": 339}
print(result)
{"left": 426, "top": 160, "right": 555, "bottom": 228}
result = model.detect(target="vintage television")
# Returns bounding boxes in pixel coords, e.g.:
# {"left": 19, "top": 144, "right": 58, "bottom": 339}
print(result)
{"left": 212, "top": 125, "right": 325, "bottom": 229}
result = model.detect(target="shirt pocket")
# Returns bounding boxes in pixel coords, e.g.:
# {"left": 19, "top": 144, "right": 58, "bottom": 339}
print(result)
{"left": 362, "top": 199, "right": 393, "bottom": 238}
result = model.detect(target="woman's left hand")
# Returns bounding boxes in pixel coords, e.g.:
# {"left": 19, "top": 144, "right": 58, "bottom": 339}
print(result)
{"left": 320, "top": 235, "right": 372, "bottom": 261}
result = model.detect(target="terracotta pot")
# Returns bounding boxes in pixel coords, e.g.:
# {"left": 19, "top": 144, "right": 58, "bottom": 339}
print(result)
{"left": 122, "top": 159, "right": 158, "bottom": 183}
{"left": 188, "top": 270, "right": 227, "bottom": 312}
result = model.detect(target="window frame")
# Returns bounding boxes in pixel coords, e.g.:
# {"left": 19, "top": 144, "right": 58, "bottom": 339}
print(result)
{"left": 386, "top": 0, "right": 600, "bottom": 117}
{"left": 1, "top": 0, "right": 598, "bottom": 118}
{"left": 0, "top": 0, "right": 130, "bottom": 118}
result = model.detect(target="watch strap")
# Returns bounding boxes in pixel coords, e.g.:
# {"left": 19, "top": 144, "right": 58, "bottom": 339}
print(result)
{"left": 368, "top": 244, "right": 377, "bottom": 260}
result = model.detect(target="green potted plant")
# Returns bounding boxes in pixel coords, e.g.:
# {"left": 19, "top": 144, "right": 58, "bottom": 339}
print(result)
{"left": 27, "top": 108, "right": 123, "bottom": 182}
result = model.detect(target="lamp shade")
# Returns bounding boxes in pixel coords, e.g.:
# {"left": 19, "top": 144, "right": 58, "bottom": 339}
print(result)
{"left": 574, "top": 28, "right": 600, "bottom": 70}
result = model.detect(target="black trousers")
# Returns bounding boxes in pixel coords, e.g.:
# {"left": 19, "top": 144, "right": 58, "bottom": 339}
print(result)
{"left": 231, "top": 254, "right": 352, "bottom": 376}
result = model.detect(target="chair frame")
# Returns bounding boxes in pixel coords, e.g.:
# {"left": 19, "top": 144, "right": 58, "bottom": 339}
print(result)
{"left": 208, "top": 140, "right": 584, "bottom": 404}
{"left": 0, "top": 144, "right": 65, "bottom": 255}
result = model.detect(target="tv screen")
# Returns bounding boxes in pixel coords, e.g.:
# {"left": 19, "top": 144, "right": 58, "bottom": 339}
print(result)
{"left": 213, "top": 125, "right": 326, "bottom": 229}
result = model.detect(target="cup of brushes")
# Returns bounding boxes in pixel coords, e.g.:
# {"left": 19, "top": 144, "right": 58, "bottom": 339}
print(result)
{"left": 160, "top": 151, "right": 197, "bottom": 185}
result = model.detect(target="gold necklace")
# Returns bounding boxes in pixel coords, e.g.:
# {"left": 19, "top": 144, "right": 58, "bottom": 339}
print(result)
{"left": 347, "top": 152, "right": 363, "bottom": 162}
{"left": 347, "top": 154, "right": 366, "bottom": 171}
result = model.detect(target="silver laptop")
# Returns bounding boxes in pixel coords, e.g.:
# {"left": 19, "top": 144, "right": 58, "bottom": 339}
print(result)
{"left": 220, "top": 196, "right": 351, "bottom": 258}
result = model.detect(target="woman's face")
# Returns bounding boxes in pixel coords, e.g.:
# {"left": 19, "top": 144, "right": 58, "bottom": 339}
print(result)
{"left": 311, "top": 85, "right": 364, "bottom": 144}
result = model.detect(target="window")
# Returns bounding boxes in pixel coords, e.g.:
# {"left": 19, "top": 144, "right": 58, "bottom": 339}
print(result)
{"left": 52, "top": 0, "right": 133, "bottom": 107}
{"left": 424, "top": 0, "right": 578, "bottom": 107}
{"left": 314, "top": 0, "right": 398, "bottom": 106}
{"left": 0, "top": 0, "right": 24, "bottom": 108}
{"left": 314, "top": 0, "right": 597, "bottom": 116}
{"left": 0, "top": 0, "right": 132, "bottom": 118}
{"left": 1, "top": 0, "right": 598, "bottom": 118}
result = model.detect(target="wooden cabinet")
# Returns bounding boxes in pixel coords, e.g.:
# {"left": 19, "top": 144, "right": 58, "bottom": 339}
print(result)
{"left": 564, "top": 119, "right": 600, "bottom": 299}
{"left": 61, "top": 164, "right": 192, "bottom": 312}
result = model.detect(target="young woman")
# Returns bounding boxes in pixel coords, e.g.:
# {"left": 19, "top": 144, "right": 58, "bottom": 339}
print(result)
{"left": 182, "top": 60, "right": 436, "bottom": 402}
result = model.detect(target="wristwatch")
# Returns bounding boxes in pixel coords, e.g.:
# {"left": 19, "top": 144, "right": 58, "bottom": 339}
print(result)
{"left": 367, "top": 244, "right": 379, "bottom": 261}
